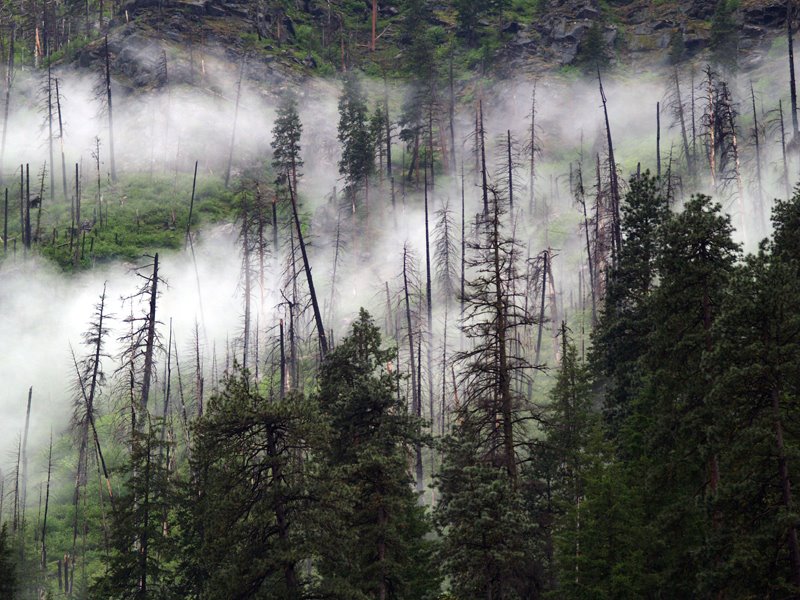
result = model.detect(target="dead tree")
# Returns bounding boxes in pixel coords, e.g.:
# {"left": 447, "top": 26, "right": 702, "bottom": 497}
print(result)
{"left": 573, "top": 161, "right": 597, "bottom": 326}
{"left": 750, "top": 83, "right": 765, "bottom": 231}
{"left": 479, "top": 100, "right": 489, "bottom": 216}
{"left": 103, "top": 35, "right": 116, "bottom": 182}
{"left": 401, "top": 243, "right": 423, "bottom": 491}
{"left": 121, "top": 254, "right": 162, "bottom": 416}
{"left": 667, "top": 68, "right": 695, "bottom": 179}
{"left": 788, "top": 0, "right": 799, "bottom": 143}
{"left": 224, "top": 59, "right": 245, "bottom": 188}
{"left": 55, "top": 78, "right": 68, "bottom": 200}
{"left": 598, "top": 68, "right": 621, "bottom": 261}
{"left": 0, "top": 30, "right": 14, "bottom": 183}
{"left": 288, "top": 180, "right": 328, "bottom": 357}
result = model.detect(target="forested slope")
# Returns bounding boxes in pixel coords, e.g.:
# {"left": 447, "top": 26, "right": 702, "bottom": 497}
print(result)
{"left": 3, "top": 0, "right": 800, "bottom": 598}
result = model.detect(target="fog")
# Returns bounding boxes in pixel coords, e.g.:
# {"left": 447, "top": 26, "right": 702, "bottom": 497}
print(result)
{"left": 1, "top": 38, "right": 798, "bottom": 480}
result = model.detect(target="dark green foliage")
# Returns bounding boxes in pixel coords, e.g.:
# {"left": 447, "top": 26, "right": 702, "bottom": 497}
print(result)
{"left": 271, "top": 91, "right": 304, "bottom": 190}
{"left": 0, "top": 523, "right": 16, "bottom": 599}
{"left": 593, "top": 172, "right": 669, "bottom": 443}
{"left": 90, "top": 421, "right": 178, "bottom": 599}
{"left": 337, "top": 74, "right": 374, "bottom": 201}
{"left": 436, "top": 432, "right": 543, "bottom": 599}
{"left": 710, "top": 0, "right": 739, "bottom": 72}
{"left": 575, "top": 22, "right": 609, "bottom": 72}
{"left": 316, "top": 309, "right": 439, "bottom": 600}
{"left": 182, "top": 368, "right": 321, "bottom": 599}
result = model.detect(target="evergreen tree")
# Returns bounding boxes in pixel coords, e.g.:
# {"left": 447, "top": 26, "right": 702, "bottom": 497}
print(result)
{"left": 182, "top": 367, "right": 321, "bottom": 598}
{"left": 91, "top": 420, "right": 178, "bottom": 599}
{"left": 0, "top": 523, "right": 16, "bottom": 599}
{"left": 271, "top": 90, "right": 304, "bottom": 193}
{"left": 593, "top": 172, "right": 669, "bottom": 444}
{"left": 316, "top": 309, "right": 439, "bottom": 599}
{"left": 629, "top": 195, "right": 739, "bottom": 596}
{"left": 435, "top": 189, "right": 542, "bottom": 598}
{"left": 576, "top": 22, "right": 610, "bottom": 73}
{"left": 710, "top": 0, "right": 739, "bottom": 72}
{"left": 337, "top": 73, "right": 374, "bottom": 206}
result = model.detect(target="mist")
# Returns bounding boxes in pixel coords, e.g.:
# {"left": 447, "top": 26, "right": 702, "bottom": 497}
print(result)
{"left": 1, "top": 37, "right": 798, "bottom": 472}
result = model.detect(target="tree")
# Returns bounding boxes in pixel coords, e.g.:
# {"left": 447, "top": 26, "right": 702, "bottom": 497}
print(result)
{"left": 337, "top": 73, "right": 374, "bottom": 208}
{"left": 0, "top": 523, "right": 16, "bottom": 599}
{"left": 628, "top": 195, "right": 738, "bottom": 596}
{"left": 271, "top": 91, "right": 303, "bottom": 193}
{"left": 592, "top": 172, "right": 669, "bottom": 443}
{"left": 183, "top": 367, "right": 321, "bottom": 598}
{"left": 436, "top": 188, "right": 542, "bottom": 598}
{"left": 316, "top": 309, "right": 439, "bottom": 600}
{"left": 91, "top": 421, "right": 177, "bottom": 598}
{"left": 576, "top": 22, "right": 609, "bottom": 73}
{"left": 710, "top": 0, "right": 739, "bottom": 72}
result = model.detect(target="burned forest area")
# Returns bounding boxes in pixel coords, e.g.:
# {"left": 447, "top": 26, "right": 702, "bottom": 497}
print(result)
{"left": 6, "top": 0, "right": 800, "bottom": 597}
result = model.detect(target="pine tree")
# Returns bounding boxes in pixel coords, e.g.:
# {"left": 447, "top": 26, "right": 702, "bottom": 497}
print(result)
{"left": 0, "top": 523, "right": 16, "bottom": 599}
{"left": 316, "top": 309, "right": 440, "bottom": 600}
{"left": 183, "top": 366, "right": 321, "bottom": 598}
{"left": 337, "top": 73, "right": 374, "bottom": 209}
{"left": 629, "top": 194, "right": 739, "bottom": 596}
{"left": 271, "top": 90, "right": 303, "bottom": 193}
{"left": 435, "top": 188, "right": 541, "bottom": 598}
{"left": 592, "top": 172, "right": 669, "bottom": 443}
{"left": 710, "top": 0, "right": 739, "bottom": 72}
{"left": 91, "top": 421, "right": 177, "bottom": 598}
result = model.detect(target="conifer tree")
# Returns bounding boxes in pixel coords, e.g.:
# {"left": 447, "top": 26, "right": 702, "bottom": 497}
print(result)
{"left": 0, "top": 523, "right": 15, "bottom": 599}
{"left": 337, "top": 73, "right": 374, "bottom": 209}
{"left": 435, "top": 188, "right": 541, "bottom": 598}
{"left": 184, "top": 367, "right": 320, "bottom": 598}
{"left": 271, "top": 91, "right": 303, "bottom": 193}
{"left": 316, "top": 309, "right": 439, "bottom": 599}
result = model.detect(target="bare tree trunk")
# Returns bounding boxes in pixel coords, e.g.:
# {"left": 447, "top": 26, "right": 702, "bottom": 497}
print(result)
{"left": 507, "top": 130, "right": 514, "bottom": 210}
{"left": 424, "top": 174, "right": 434, "bottom": 483}
{"left": 0, "top": 30, "right": 14, "bottom": 185}
{"left": 402, "top": 246, "right": 423, "bottom": 492}
{"left": 751, "top": 84, "right": 765, "bottom": 232}
{"left": 56, "top": 78, "right": 68, "bottom": 200}
{"left": 288, "top": 180, "right": 328, "bottom": 356}
{"left": 104, "top": 36, "right": 116, "bottom": 182}
{"left": 781, "top": 100, "right": 792, "bottom": 198}
{"left": 224, "top": 59, "right": 245, "bottom": 188}
{"left": 41, "top": 432, "right": 52, "bottom": 569}
{"left": 789, "top": 0, "right": 799, "bottom": 142}
{"left": 479, "top": 100, "right": 488, "bottom": 216}
{"left": 140, "top": 254, "right": 160, "bottom": 413}
{"left": 21, "top": 387, "right": 32, "bottom": 522}
{"left": 656, "top": 102, "right": 661, "bottom": 179}
{"left": 47, "top": 60, "right": 54, "bottom": 203}
{"left": 185, "top": 160, "right": 198, "bottom": 247}
{"left": 673, "top": 69, "right": 694, "bottom": 178}
{"left": 598, "top": 69, "right": 621, "bottom": 261}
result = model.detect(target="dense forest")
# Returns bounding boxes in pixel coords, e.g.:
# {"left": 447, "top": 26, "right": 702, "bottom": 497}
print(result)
{"left": 3, "top": 0, "right": 800, "bottom": 598}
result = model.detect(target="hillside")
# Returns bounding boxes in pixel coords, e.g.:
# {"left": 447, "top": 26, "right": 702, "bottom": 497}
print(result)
{"left": 4, "top": 0, "right": 800, "bottom": 598}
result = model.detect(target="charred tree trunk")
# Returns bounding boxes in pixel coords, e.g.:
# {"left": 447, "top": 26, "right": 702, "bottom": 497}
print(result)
{"left": 751, "top": 84, "right": 765, "bottom": 231}
{"left": 224, "top": 59, "right": 245, "bottom": 188}
{"left": 789, "top": 0, "right": 799, "bottom": 142}
{"left": 0, "top": 30, "right": 14, "bottom": 184}
{"left": 104, "top": 36, "right": 116, "bottom": 182}
{"left": 288, "top": 180, "right": 328, "bottom": 357}
{"left": 185, "top": 160, "right": 198, "bottom": 247}
{"left": 781, "top": 100, "right": 792, "bottom": 197}
{"left": 140, "top": 253, "right": 159, "bottom": 413}
{"left": 479, "top": 101, "right": 489, "bottom": 216}
{"left": 598, "top": 69, "right": 621, "bottom": 261}
{"left": 56, "top": 78, "right": 68, "bottom": 201}
{"left": 402, "top": 246, "right": 423, "bottom": 491}
{"left": 424, "top": 173, "right": 435, "bottom": 480}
